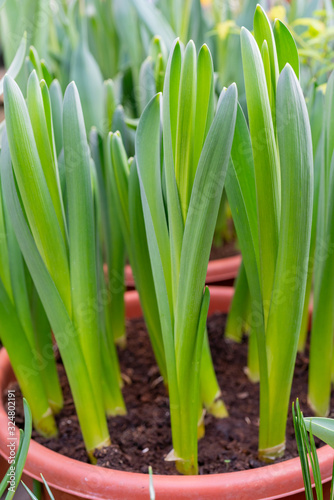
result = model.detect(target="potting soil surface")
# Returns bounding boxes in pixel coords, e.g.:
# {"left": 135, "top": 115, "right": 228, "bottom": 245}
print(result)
{"left": 9, "top": 313, "right": 334, "bottom": 475}
{"left": 209, "top": 240, "right": 239, "bottom": 261}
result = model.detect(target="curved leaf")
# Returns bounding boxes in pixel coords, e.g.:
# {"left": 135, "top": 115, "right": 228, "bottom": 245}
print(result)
{"left": 304, "top": 417, "right": 334, "bottom": 448}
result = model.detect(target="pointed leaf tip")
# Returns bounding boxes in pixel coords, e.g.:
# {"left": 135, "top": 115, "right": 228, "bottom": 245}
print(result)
{"left": 3, "top": 73, "right": 14, "bottom": 91}
{"left": 64, "top": 81, "right": 80, "bottom": 104}
{"left": 226, "top": 82, "right": 238, "bottom": 100}
{"left": 186, "top": 39, "right": 196, "bottom": 49}
{"left": 240, "top": 26, "right": 252, "bottom": 43}
{"left": 279, "top": 62, "right": 297, "bottom": 84}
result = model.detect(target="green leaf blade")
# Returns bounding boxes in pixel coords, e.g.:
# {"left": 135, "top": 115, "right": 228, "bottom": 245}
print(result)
{"left": 3, "top": 75, "right": 71, "bottom": 315}
{"left": 274, "top": 19, "right": 300, "bottom": 79}
{"left": 304, "top": 417, "right": 334, "bottom": 449}
{"left": 265, "top": 64, "right": 313, "bottom": 450}
{"left": 135, "top": 93, "right": 173, "bottom": 313}
{"left": 63, "top": 81, "right": 104, "bottom": 419}
{"left": 27, "top": 71, "right": 66, "bottom": 244}
{"left": 175, "top": 83, "right": 237, "bottom": 370}
{"left": 241, "top": 26, "right": 280, "bottom": 324}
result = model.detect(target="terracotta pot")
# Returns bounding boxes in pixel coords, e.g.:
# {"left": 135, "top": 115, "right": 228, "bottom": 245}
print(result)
{"left": 125, "top": 255, "right": 242, "bottom": 288}
{"left": 0, "top": 287, "right": 333, "bottom": 500}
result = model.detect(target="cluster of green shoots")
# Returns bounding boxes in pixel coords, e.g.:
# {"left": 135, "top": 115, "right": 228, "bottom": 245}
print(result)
{"left": 225, "top": 3, "right": 334, "bottom": 452}
{"left": 0, "top": 0, "right": 332, "bottom": 479}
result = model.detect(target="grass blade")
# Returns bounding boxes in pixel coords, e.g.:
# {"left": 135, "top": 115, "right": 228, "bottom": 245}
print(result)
{"left": 292, "top": 401, "right": 314, "bottom": 500}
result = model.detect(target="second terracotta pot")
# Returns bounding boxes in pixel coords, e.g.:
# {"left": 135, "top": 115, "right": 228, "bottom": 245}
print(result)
{"left": 125, "top": 255, "right": 242, "bottom": 288}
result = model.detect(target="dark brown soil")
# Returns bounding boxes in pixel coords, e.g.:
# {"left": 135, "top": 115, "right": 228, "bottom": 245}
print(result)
{"left": 7, "top": 313, "right": 334, "bottom": 476}
{"left": 209, "top": 240, "right": 240, "bottom": 261}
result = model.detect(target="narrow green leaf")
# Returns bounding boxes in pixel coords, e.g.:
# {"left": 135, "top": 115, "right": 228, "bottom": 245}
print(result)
{"left": 174, "top": 40, "right": 196, "bottom": 221}
{"left": 324, "top": 72, "right": 334, "bottom": 200}
{"left": 175, "top": 84, "right": 237, "bottom": 370}
{"left": 29, "top": 46, "right": 43, "bottom": 80}
{"left": 137, "top": 156, "right": 181, "bottom": 445}
{"left": 274, "top": 19, "right": 299, "bottom": 79}
{"left": 225, "top": 103, "right": 269, "bottom": 452}
{"left": 1, "top": 134, "right": 109, "bottom": 453}
{"left": 128, "top": 160, "right": 167, "bottom": 381}
{"left": 49, "top": 80, "right": 63, "bottom": 157}
{"left": 265, "top": 64, "right": 313, "bottom": 448}
{"left": 225, "top": 262, "right": 250, "bottom": 342}
{"left": 254, "top": 4, "right": 279, "bottom": 90}
{"left": 193, "top": 43, "right": 215, "bottom": 187}
{"left": 292, "top": 401, "right": 314, "bottom": 500}
{"left": 107, "top": 129, "right": 167, "bottom": 381}
{"left": 261, "top": 40, "right": 273, "bottom": 108}
{"left": 135, "top": 93, "right": 173, "bottom": 314}
{"left": 0, "top": 178, "right": 13, "bottom": 300}
{"left": 3, "top": 196, "right": 35, "bottom": 347}
{"left": 40, "top": 474, "right": 55, "bottom": 500}
{"left": 104, "top": 80, "right": 117, "bottom": 137}
{"left": 162, "top": 39, "right": 183, "bottom": 304}
{"left": 41, "top": 60, "right": 53, "bottom": 87}
{"left": 109, "top": 133, "right": 131, "bottom": 244}
{"left": 13, "top": 399, "right": 32, "bottom": 490}
{"left": 21, "top": 483, "right": 39, "bottom": 500}
{"left": 3, "top": 75, "right": 71, "bottom": 315}
{"left": 40, "top": 81, "right": 59, "bottom": 177}
{"left": 309, "top": 428, "right": 324, "bottom": 500}
{"left": 241, "top": 27, "right": 280, "bottom": 323}
{"left": 63, "top": 82, "right": 105, "bottom": 420}
{"left": 309, "top": 156, "right": 334, "bottom": 416}
{"left": 27, "top": 71, "right": 66, "bottom": 243}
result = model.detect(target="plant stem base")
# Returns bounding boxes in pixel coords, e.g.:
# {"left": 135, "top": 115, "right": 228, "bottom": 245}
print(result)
{"left": 35, "top": 409, "right": 58, "bottom": 438}
{"left": 207, "top": 398, "right": 228, "bottom": 418}
{"left": 307, "top": 395, "right": 329, "bottom": 418}
{"left": 87, "top": 436, "right": 111, "bottom": 463}
{"left": 258, "top": 442, "right": 285, "bottom": 462}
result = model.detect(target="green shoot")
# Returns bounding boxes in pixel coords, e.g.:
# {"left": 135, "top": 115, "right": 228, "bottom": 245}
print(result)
{"left": 134, "top": 39, "right": 237, "bottom": 474}
{"left": 226, "top": 7, "right": 313, "bottom": 460}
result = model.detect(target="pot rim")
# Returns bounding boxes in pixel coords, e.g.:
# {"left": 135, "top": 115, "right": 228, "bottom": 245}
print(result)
{"left": 125, "top": 255, "right": 242, "bottom": 287}
{"left": 0, "top": 286, "right": 331, "bottom": 500}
